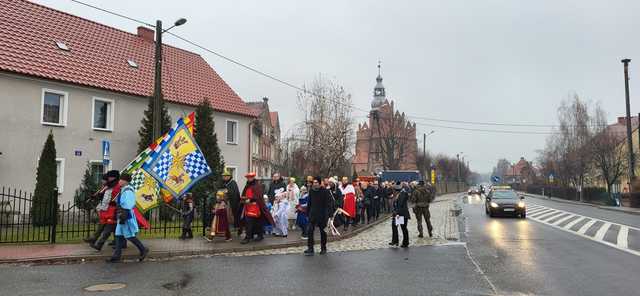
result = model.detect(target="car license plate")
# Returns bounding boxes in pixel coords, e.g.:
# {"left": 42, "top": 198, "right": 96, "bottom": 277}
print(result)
{"left": 503, "top": 208, "right": 515, "bottom": 212}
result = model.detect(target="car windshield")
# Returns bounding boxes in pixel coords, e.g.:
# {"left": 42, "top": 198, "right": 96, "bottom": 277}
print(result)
{"left": 491, "top": 190, "right": 517, "bottom": 199}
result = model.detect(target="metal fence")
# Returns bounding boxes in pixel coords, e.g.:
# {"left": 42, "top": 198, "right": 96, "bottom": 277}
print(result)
{"left": 0, "top": 187, "right": 207, "bottom": 244}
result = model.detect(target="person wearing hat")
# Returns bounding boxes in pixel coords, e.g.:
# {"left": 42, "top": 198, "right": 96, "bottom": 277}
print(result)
{"left": 87, "top": 170, "right": 124, "bottom": 251}
{"left": 304, "top": 176, "right": 330, "bottom": 256}
{"left": 240, "top": 172, "right": 275, "bottom": 244}
{"left": 222, "top": 168, "right": 241, "bottom": 234}
{"left": 107, "top": 173, "right": 149, "bottom": 263}
{"left": 339, "top": 177, "right": 357, "bottom": 231}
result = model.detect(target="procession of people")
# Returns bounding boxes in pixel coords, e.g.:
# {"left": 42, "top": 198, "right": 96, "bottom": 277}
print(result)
{"left": 84, "top": 168, "right": 436, "bottom": 262}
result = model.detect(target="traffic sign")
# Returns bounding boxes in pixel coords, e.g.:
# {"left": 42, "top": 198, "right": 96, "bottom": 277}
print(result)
{"left": 491, "top": 175, "right": 501, "bottom": 183}
{"left": 102, "top": 139, "right": 110, "bottom": 166}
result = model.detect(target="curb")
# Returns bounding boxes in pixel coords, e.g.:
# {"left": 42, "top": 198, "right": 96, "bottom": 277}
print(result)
{"left": 0, "top": 214, "right": 391, "bottom": 265}
{"left": 524, "top": 193, "right": 640, "bottom": 216}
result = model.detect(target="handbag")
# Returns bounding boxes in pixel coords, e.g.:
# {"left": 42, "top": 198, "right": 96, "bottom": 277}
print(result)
{"left": 245, "top": 202, "right": 261, "bottom": 218}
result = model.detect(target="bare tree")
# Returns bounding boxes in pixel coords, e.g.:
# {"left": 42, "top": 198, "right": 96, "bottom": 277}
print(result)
{"left": 590, "top": 104, "right": 626, "bottom": 195}
{"left": 292, "top": 76, "right": 355, "bottom": 176}
{"left": 557, "top": 94, "right": 592, "bottom": 201}
{"left": 492, "top": 158, "right": 511, "bottom": 181}
{"left": 371, "top": 107, "right": 416, "bottom": 170}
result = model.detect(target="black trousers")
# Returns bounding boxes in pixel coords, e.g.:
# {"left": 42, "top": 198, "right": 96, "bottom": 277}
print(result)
{"left": 307, "top": 221, "right": 327, "bottom": 251}
{"left": 94, "top": 224, "right": 116, "bottom": 249}
{"left": 245, "top": 217, "right": 263, "bottom": 240}
{"left": 110, "top": 235, "right": 145, "bottom": 260}
{"left": 391, "top": 216, "right": 409, "bottom": 247}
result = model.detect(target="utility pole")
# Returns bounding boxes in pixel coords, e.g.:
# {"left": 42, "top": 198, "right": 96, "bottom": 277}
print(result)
{"left": 622, "top": 59, "right": 635, "bottom": 187}
{"left": 151, "top": 18, "right": 187, "bottom": 142}
{"left": 152, "top": 20, "right": 163, "bottom": 142}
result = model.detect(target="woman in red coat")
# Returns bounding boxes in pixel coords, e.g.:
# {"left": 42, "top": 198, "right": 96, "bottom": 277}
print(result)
{"left": 339, "top": 177, "right": 356, "bottom": 231}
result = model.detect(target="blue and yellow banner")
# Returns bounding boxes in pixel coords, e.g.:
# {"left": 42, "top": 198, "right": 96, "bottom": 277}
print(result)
{"left": 143, "top": 119, "right": 211, "bottom": 198}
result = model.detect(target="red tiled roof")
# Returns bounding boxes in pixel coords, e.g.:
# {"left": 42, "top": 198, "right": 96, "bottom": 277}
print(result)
{"left": 269, "top": 112, "right": 279, "bottom": 129}
{"left": 0, "top": 0, "right": 255, "bottom": 117}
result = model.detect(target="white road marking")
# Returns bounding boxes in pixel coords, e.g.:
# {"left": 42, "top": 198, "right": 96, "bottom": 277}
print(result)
{"left": 530, "top": 209, "right": 556, "bottom": 217}
{"left": 538, "top": 211, "right": 564, "bottom": 221}
{"left": 552, "top": 214, "right": 575, "bottom": 226}
{"left": 577, "top": 219, "right": 597, "bottom": 235}
{"left": 594, "top": 222, "right": 611, "bottom": 241}
{"left": 526, "top": 202, "right": 640, "bottom": 257}
{"left": 563, "top": 216, "right": 585, "bottom": 230}
{"left": 617, "top": 226, "right": 629, "bottom": 249}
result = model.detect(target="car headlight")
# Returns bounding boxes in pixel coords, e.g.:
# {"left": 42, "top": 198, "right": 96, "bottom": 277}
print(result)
{"left": 517, "top": 201, "right": 525, "bottom": 208}
{"left": 490, "top": 202, "right": 499, "bottom": 208}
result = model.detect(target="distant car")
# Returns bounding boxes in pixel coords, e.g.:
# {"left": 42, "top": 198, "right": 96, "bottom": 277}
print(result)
{"left": 485, "top": 188, "right": 526, "bottom": 218}
{"left": 468, "top": 186, "right": 480, "bottom": 196}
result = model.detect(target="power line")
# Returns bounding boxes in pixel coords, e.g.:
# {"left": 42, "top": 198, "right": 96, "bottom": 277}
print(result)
{"left": 69, "top": 0, "right": 154, "bottom": 27}
{"left": 67, "top": 0, "right": 567, "bottom": 133}
{"left": 413, "top": 122, "right": 557, "bottom": 135}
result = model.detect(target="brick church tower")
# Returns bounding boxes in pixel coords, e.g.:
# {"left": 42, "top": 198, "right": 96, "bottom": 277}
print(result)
{"left": 352, "top": 64, "right": 418, "bottom": 175}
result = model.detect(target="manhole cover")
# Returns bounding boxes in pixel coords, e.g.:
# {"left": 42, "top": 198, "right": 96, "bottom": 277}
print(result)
{"left": 84, "top": 283, "right": 127, "bottom": 292}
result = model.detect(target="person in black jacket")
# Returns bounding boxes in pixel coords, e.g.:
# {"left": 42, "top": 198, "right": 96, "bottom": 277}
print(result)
{"left": 390, "top": 182, "right": 410, "bottom": 248}
{"left": 304, "top": 176, "right": 330, "bottom": 256}
{"left": 267, "top": 173, "right": 287, "bottom": 204}
{"left": 222, "top": 170, "right": 241, "bottom": 234}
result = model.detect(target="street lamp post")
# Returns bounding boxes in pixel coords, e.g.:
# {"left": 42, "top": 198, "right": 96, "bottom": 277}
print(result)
{"left": 152, "top": 18, "right": 187, "bottom": 142}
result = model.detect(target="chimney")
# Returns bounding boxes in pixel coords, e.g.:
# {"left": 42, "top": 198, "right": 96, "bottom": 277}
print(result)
{"left": 137, "top": 26, "right": 155, "bottom": 42}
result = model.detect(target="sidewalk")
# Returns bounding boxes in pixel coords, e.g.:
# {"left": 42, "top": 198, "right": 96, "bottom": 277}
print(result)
{"left": 522, "top": 192, "right": 640, "bottom": 216}
{"left": 0, "top": 213, "right": 390, "bottom": 265}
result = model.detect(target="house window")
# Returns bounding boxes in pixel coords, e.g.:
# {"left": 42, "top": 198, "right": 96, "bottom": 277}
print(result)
{"left": 41, "top": 89, "right": 68, "bottom": 126}
{"left": 90, "top": 161, "right": 105, "bottom": 184}
{"left": 92, "top": 97, "right": 114, "bottom": 131}
{"left": 56, "top": 158, "right": 65, "bottom": 193}
{"left": 226, "top": 120, "right": 238, "bottom": 144}
{"left": 225, "top": 166, "right": 238, "bottom": 180}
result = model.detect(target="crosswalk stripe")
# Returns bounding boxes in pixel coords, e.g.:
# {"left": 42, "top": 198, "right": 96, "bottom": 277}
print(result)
{"left": 563, "top": 216, "right": 585, "bottom": 230}
{"left": 577, "top": 219, "right": 597, "bottom": 235}
{"left": 531, "top": 209, "right": 555, "bottom": 217}
{"left": 539, "top": 211, "right": 564, "bottom": 221}
{"left": 527, "top": 208, "right": 547, "bottom": 214}
{"left": 594, "top": 222, "right": 611, "bottom": 240}
{"left": 617, "top": 226, "right": 629, "bottom": 249}
{"left": 521, "top": 197, "right": 640, "bottom": 257}
{"left": 553, "top": 214, "right": 575, "bottom": 226}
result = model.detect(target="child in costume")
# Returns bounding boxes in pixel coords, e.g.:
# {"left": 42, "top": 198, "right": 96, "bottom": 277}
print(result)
{"left": 296, "top": 186, "right": 309, "bottom": 239}
{"left": 264, "top": 195, "right": 273, "bottom": 235}
{"left": 209, "top": 190, "right": 232, "bottom": 241}
{"left": 272, "top": 188, "right": 290, "bottom": 237}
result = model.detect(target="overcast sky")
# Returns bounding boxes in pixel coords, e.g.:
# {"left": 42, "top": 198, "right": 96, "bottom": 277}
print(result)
{"left": 37, "top": 0, "right": 640, "bottom": 173}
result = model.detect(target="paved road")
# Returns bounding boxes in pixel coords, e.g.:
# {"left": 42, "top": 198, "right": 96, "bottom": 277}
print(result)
{"left": 462, "top": 194, "right": 640, "bottom": 296}
{"left": 1, "top": 193, "right": 639, "bottom": 296}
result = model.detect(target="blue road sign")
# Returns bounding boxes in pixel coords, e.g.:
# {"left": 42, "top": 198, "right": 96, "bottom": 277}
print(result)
{"left": 491, "top": 175, "right": 501, "bottom": 183}
{"left": 102, "top": 139, "right": 110, "bottom": 166}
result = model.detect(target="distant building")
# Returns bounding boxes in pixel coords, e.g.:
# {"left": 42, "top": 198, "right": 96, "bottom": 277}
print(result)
{"left": 352, "top": 66, "right": 417, "bottom": 175}
{"left": 504, "top": 157, "right": 533, "bottom": 184}
{"left": 247, "top": 98, "right": 281, "bottom": 179}
{"left": 0, "top": 0, "right": 256, "bottom": 203}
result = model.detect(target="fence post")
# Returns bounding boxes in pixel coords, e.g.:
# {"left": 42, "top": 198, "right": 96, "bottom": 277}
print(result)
{"left": 201, "top": 198, "right": 206, "bottom": 237}
{"left": 49, "top": 188, "right": 58, "bottom": 244}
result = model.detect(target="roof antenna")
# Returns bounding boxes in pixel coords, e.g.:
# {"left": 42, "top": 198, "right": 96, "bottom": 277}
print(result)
{"left": 377, "top": 60, "right": 381, "bottom": 76}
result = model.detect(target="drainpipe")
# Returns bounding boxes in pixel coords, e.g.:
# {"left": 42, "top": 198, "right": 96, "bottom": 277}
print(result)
{"left": 248, "top": 121, "right": 253, "bottom": 173}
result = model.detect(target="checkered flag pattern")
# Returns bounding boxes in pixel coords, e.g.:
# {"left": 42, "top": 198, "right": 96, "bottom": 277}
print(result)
{"left": 184, "top": 151, "right": 210, "bottom": 179}
{"left": 152, "top": 151, "right": 173, "bottom": 181}
{"left": 130, "top": 169, "right": 146, "bottom": 191}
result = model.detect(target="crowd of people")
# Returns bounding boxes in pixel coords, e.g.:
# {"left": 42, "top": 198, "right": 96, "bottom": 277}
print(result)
{"left": 82, "top": 168, "right": 436, "bottom": 262}
{"left": 209, "top": 170, "right": 437, "bottom": 256}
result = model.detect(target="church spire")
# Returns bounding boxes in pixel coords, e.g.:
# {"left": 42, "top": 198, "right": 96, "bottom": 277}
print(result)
{"left": 371, "top": 60, "right": 386, "bottom": 109}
